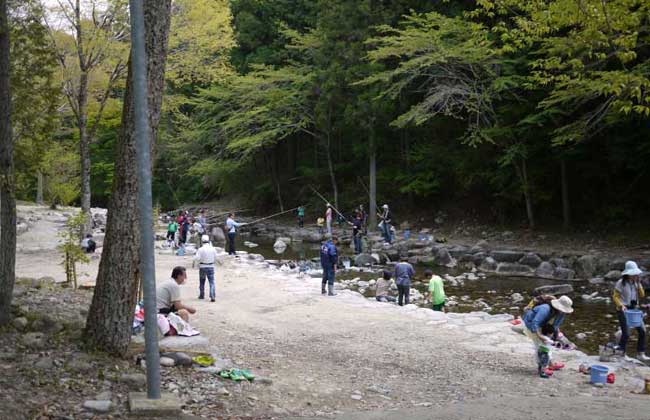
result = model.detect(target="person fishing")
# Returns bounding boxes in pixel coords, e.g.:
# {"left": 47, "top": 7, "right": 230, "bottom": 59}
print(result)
{"left": 350, "top": 212, "right": 363, "bottom": 254}
{"left": 325, "top": 204, "right": 333, "bottom": 236}
{"left": 225, "top": 213, "right": 246, "bottom": 255}
{"left": 357, "top": 204, "right": 367, "bottom": 234}
{"left": 320, "top": 235, "right": 338, "bottom": 296}
{"left": 612, "top": 261, "right": 649, "bottom": 361}
{"left": 379, "top": 204, "right": 392, "bottom": 244}
{"left": 297, "top": 205, "right": 305, "bottom": 228}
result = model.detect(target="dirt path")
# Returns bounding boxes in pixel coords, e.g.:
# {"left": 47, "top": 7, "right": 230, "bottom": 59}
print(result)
{"left": 14, "top": 205, "right": 650, "bottom": 419}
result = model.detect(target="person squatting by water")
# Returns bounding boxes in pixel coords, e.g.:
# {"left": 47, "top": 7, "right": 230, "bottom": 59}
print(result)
{"left": 375, "top": 270, "right": 396, "bottom": 303}
{"left": 194, "top": 235, "right": 219, "bottom": 302}
{"left": 612, "top": 261, "right": 650, "bottom": 361}
{"left": 320, "top": 235, "right": 338, "bottom": 296}
{"left": 522, "top": 295, "right": 573, "bottom": 378}
{"left": 226, "top": 213, "right": 246, "bottom": 256}
{"left": 394, "top": 255, "right": 415, "bottom": 306}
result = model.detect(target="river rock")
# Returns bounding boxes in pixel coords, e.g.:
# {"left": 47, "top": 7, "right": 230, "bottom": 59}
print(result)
{"left": 160, "top": 357, "right": 176, "bottom": 367}
{"left": 12, "top": 317, "right": 28, "bottom": 331}
{"left": 83, "top": 400, "right": 112, "bottom": 413}
{"left": 496, "top": 263, "right": 533, "bottom": 275}
{"left": 609, "top": 258, "right": 626, "bottom": 271}
{"left": 519, "top": 253, "right": 542, "bottom": 268}
{"left": 480, "top": 257, "right": 497, "bottom": 272}
{"left": 491, "top": 250, "right": 524, "bottom": 263}
{"left": 534, "top": 284, "right": 573, "bottom": 296}
{"left": 549, "top": 258, "right": 568, "bottom": 268}
{"left": 22, "top": 332, "right": 47, "bottom": 350}
{"left": 575, "top": 333, "right": 587, "bottom": 341}
{"left": 553, "top": 267, "right": 575, "bottom": 280}
{"left": 589, "top": 277, "right": 604, "bottom": 285}
{"left": 576, "top": 255, "right": 598, "bottom": 279}
{"left": 535, "top": 261, "right": 554, "bottom": 278}
{"left": 120, "top": 373, "right": 146, "bottom": 390}
{"left": 211, "top": 226, "right": 226, "bottom": 243}
{"left": 273, "top": 239, "right": 287, "bottom": 250}
{"left": 433, "top": 248, "right": 455, "bottom": 267}
{"left": 277, "top": 236, "right": 292, "bottom": 244}
{"left": 35, "top": 357, "right": 54, "bottom": 370}
{"left": 511, "top": 293, "right": 524, "bottom": 303}
{"left": 355, "top": 253, "right": 378, "bottom": 266}
{"left": 604, "top": 270, "right": 621, "bottom": 281}
{"left": 163, "top": 352, "right": 193, "bottom": 367}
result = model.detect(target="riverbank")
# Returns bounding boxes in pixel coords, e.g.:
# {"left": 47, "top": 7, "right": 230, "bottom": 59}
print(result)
{"left": 6, "top": 204, "right": 650, "bottom": 418}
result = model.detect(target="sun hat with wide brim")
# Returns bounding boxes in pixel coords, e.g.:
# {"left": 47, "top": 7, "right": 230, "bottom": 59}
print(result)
{"left": 621, "top": 260, "right": 643, "bottom": 276}
{"left": 551, "top": 295, "right": 574, "bottom": 314}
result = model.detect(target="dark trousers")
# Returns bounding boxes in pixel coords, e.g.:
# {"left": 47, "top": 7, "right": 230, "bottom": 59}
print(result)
{"left": 354, "top": 235, "right": 362, "bottom": 254}
{"left": 199, "top": 266, "right": 215, "bottom": 300}
{"left": 382, "top": 222, "right": 392, "bottom": 243}
{"left": 166, "top": 230, "right": 175, "bottom": 241}
{"left": 321, "top": 265, "right": 335, "bottom": 286}
{"left": 298, "top": 216, "right": 304, "bottom": 228}
{"left": 617, "top": 310, "right": 646, "bottom": 354}
{"left": 228, "top": 232, "right": 236, "bottom": 255}
{"left": 397, "top": 284, "right": 410, "bottom": 306}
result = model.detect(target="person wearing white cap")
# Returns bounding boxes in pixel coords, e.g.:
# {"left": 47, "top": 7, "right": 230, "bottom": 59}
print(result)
{"left": 522, "top": 295, "right": 573, "bottom": 378}
{"left": 194, "top": 234, "right": 219, "bottom": 302}
{"left": 612, "top": 260, "right": 649, "bottom": 361}
{"left": 378, "top": 204, "right": 392, "bottom": 244}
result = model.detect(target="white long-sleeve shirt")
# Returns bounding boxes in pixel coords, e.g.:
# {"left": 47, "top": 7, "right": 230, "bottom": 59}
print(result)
{"left": 193, "top": 244, "right": 218, "bottom": 267}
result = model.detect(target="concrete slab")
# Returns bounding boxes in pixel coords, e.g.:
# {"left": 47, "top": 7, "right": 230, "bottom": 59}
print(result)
{"left": 128, "top": 392, "right": 182, "bottom": 417}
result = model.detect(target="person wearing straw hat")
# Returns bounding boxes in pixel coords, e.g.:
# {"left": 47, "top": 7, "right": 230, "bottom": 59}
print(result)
{"left": 522, "top": 295, "right": 573, "bottom": 378}
{"left": 612, "top": 260, "right": 649, "bottom": 361}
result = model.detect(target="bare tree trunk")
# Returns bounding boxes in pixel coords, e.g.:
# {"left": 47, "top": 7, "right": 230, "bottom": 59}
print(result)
{"left": 369, "top": 121, "right": 377, "bottom": 229}
{"left": 78, "top": 71, "right": 92, "bottom": 234}
{"left": 324, "top": 105, "right": 338, "bottom": 210}
{"left": 84, "top": 0, "right": 171, "bottom": 356}
{"left": 36, "top": 170, "right": 44, "bottom": 204}
{"left": 0, "top": 0, "right": 16, "bottom": 326}
{"left": 265, "top": 148, "right": 284, "bottom": 211}
{"left": 560, "top": 158, "right": 570, "bottom": 230}
{"left": 514, "top": 159, "right": 535, "bottom": 230}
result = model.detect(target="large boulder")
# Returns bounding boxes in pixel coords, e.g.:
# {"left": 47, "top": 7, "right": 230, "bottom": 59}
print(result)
{"left": 491, "top": 250, "right": 525, "bottom": 263}
{"left": 575, "top": 255, "right": 598, "bottom": 279}
{"left": 355, "top": 253, "right": 378, "bottom": 266}
{"left": 534, "top": 284, "right": 574, "bottom": 296}
{"left": 553, "top": 267, "right": 576, "bottom": 280}
{"left": 433, "top": 248, "right": 456, "bottom": 267}
{"left": 535, "top": 262, "right": 555, "bottom": 278}
{"left": 448, "top": 245, "right": 470, "bottom": 258}
{"left": 211, "top": 226, "right": 226, "bottom": 244}
{"left": 519, "top": 253, "right": 543, "bottom": 268}
{"left": 604, "top": 270, "right": 621, "bottom": 281}
{"left": 495, "top": 263, "right": 534, "bottom": 276}
{"left": 480, "top": 257, "right": 498, "bottom": 272}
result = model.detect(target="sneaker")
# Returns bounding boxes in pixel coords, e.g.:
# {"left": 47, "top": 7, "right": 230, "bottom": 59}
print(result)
{"left": 198, "top": 296, "right": 204, "bottom": 300}
{"left": 210, "top": 298, "right": 215, "bottom": 303}
{"left": 637, "top": 353, "right": 650, "bottom": 362}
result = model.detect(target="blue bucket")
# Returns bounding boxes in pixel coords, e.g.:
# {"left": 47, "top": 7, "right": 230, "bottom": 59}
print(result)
{"left": 625, "top": 309, "right": 644, "bottom": 328}
{"left": 590, "top": 365, "right": 608, "bottom": 384}
{"left": 404, "top": 229, "right": 411, "bottom": 240}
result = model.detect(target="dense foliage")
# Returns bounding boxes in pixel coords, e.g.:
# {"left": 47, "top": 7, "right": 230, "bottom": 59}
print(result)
{"left": 9, "top": 0, "right": 650, "bottom": 230}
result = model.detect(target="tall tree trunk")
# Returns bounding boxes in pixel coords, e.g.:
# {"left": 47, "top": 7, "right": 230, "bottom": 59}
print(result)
{"left": 79, "top": 71, "right": 91, "bottom": 234}
{"left": 515, "top": 159, "right": 535, "bottom": 230}
{"left": 369, "top": 121, "right": 377, "bottom": 229}
{"left": 84, "top": 0, "right": 171, "bottom": 356}
{"left": 560, "top": 158, "right": 570, "bottom": 230}
{"left": 0, "top": 0, "right": 16, "bottom": 326}
{"left": 36, "top": 170, "right": 44, "bottom": 204}
{"left": 266, "top": 148, "right": 284, "bottom": 211}
{"left": 324, "top": 104, "right": 338, "bottom": 210}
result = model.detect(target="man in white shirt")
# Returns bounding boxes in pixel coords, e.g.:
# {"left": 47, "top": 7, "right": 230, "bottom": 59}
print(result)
{"left": 225, "top": 213, "right": 246, "bottom": 255}
{"left": 193, "top": 235, "right": 219, "bottom": 302}
{"left": 156, "top": 266, "right": 196, "bottom": 321}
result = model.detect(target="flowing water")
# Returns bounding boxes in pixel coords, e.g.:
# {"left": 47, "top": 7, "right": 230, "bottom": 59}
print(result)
{"left": 241, "top": 235, "right": 633, "bottom": 355}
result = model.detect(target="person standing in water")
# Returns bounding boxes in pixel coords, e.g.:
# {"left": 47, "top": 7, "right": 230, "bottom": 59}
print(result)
{"left": 297, "top": 205, "right": 305, "bottom": 228}
{"left": 613, "top": 261, "right": 650, "bottom": 361}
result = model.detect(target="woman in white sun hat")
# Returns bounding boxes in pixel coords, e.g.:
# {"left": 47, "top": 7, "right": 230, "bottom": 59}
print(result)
{"left": 522, "top": 295, "right": 573, "bottom": 378}
{"left": 612, "top": 260, "right": 649, "bottom": 361}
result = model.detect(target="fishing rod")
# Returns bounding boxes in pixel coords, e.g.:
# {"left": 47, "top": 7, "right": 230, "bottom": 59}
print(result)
{"left": 357, "top": 176, "right": 380, "bottom": 214}
{"left": 244, "top": 206, "right": 302, "bottom": 226}
{"left": 308, "top": 185, "right": 351, "bottom": 224}
{"left": 205, "top": 208, "right": 253, "bottom": 222}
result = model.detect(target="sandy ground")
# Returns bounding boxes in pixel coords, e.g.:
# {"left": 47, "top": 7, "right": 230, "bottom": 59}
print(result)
{"left": 14, "top": 205, "right": 650, "bottom": 419}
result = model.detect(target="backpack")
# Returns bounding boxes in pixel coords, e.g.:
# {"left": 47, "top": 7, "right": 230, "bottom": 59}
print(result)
{"left": 525, "top": 294, "right": 556, "bottom": 311}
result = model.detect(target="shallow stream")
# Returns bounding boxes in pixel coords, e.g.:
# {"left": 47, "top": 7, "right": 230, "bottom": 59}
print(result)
{"left": 242, "top": 234, "right": 633, "bottom": 355}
